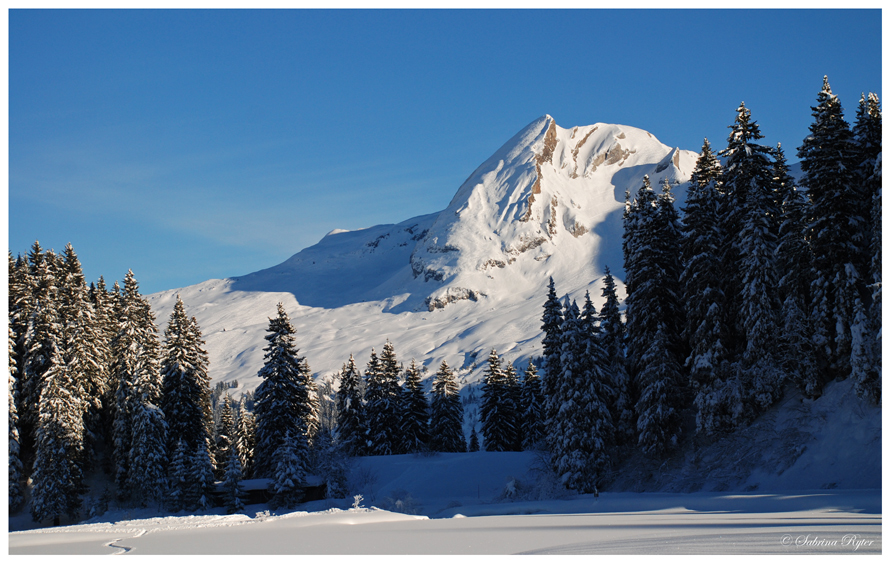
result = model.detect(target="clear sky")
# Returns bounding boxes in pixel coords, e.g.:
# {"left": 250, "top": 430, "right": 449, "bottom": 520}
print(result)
{"left": 8, "top": 9, "right": 883, "bottom": 295}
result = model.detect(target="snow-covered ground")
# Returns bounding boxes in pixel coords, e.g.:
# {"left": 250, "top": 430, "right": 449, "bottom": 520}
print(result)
{"left": 8, "top": 478, "right": 881, "bottom": 554}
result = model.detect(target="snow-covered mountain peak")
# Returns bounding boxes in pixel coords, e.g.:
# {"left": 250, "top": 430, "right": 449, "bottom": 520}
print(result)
{"left": 410, "top": 116, "right": 697, "bottom": 311}
{"left": 148, "top": 116, "right": 699, "bottom": 392}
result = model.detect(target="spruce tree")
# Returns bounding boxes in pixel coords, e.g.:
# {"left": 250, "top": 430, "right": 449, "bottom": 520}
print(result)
{"left": 222, "top": 447, "right": 246, "bottom": 514}
{"left": 253, "top": 303, "right": 317, "bottom": 478}
{"left": 161, "top": 297, "right": 214, "bottom": 471}
{"left": 58, "top": 243, "right": 106, "bottom": 460}
{"left": 580, "top": 291, "right": 599, "bottom": 336}
{"left": 798, "top": 77, "right": 863, "bottom": 385}
{"left": 480, "top": 349, "right": 516, "bottom": 452}
{"left": 90, "top": 276, "right": 118, "bottom": 423}
{"left": 236, "top": 398, "right": 256, "bottom": 478}
{"left": 8, "top": 252, "right": 34, "bottom": 417}
{"left": 624, "top": 176, "right": 686, "bottom": 452}
{"left": 21, "top": 247, "right": 61, "bottom": 463}
{"left": 716, "top": 102, "right": 784, "bottom": 420}
{"left": 540, "top": 277, "right": 563, "bottom": 434}
{"left": 552, "top": 300, "right": 613, "bottom": 493}
{"left": 364, "top": 343, "right": 403, "bottom": 456}
{"left": 851, "top": 92, "right": 882, "bottom": 404}
{"left": 519, "top": 361, "right": 545, "bottom": 450}
{"left": 111, "top": 270, "right": 164, "bottom": 500}
{"left": 127, "top": 402, "right": 168, "bottom": 507}
{"left": 430, "top": 361, "right": 466, "bottom": 453}
{"left": 30, "top": 341, "right": 84, "bottom": 525}
{"left": 624, "top": 176, "right": 659, "bottom": 379}
{"left": 335, "top": 354, "right": 367, "bottom": 456}
{"left": 166, "top": 439, "right": 188, "bottom": 512}
{"left": 8, "top": 326, "right": 24, "bottom": 511}
{"left": 598, "top": 267, "right": 634, "bottom": 446}
{"left": 401, "top": 359, "right": 430, "bottom": 453}
{"left": 187, "top": 440, "right": 216, "bottom": 511}
{"left": 214, "top": 394, "right": 236, "bottom": 478}
{"left": 503, "top": 361, "right": 522, "bottom": 450}
{"left": 736, "top": 147, "right": 783, "bottom": 414}
{"left": 635, "top": 322, "right": 685, "bottom": 456}
{"left": 680, "top": 139, "right": 728, "bottom": 417}
{"left": 271, "top": 428, "right": 308, "bottom": 509}
{"left": 773, "top": 143, "right": 819, "bottom": 398}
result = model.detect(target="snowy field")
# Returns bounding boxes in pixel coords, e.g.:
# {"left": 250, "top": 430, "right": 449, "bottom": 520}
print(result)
{"left": 8, "top": 490, "right": 881, "bottom": 555}
{"left": 8, "top": 450, "right": 882, "bottom": 555}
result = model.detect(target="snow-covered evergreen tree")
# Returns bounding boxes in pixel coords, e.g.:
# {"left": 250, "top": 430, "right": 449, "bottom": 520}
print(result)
{"left": 623, "top": 176, "right": 659, "bottom": 379}
{"left": 598, "top": 267, "right": 634, "bottom": 446}
{"left": 480, "top": 349, "right": 517, "bottom": 452}
{"left": 165, "top": 439, "right": 188, "bottom": 512}
{"left": 851, "top": 92, "right": 882, "bottom": 405}
{"left": 111, "top": 270, "right": 163, "bottom": 500}
{"left": 186, "top": 439, "right": 215, "bottom": 512}
{"left": 253, "top": 303, "right": 318, "bottom": 478}
{"left": 127, "top": 402, "right": 167, "bottom": 507}
{"left": 798, "top": 77, "right": 864, "bottom": 385}
{"left": 635, "top": 322, "right": 685, "bottom": 456}
{"left": 624, "top": 176, "right": 686, "bottom": 453}
{"left": 580, "top": 291, "right": 599, "bottom": 336}
{"left": 161, "top": 297, "right": 214, "bottom": 469}
{"left": 222, "top": 447, "right": 245, "bottom": 514}
{"left": 715, "top": 102, "right": 785, "bottom": 420}
{"left": 8, "top": 252, "right": 34, "bottom": 438}
{"left": 429, "top": 361, "right": 466, "bottom": 453}
{"left": 400, "top": 359, "right": 430, "bottom": 453}
{"left": 310, "top": 430, "right": 349, "bottom": 500}
{"left": 540, "top": 277, "right": 563, "bottom": 435}
{"left": 503, "top": 361, "right": 522, "bottom": 450}
{"left": 30, "top": 341, "right": 84, "bottom": 525}
{"left": 681, "top": 139, "right": 730, "bottom": 434}
{"left": 8, "top": 326, "right": 24, "bottom": 511}
{"left": 21, "top": 247, "right": 61, "bottom": 461}
{"left": 271, "top": 428, "right": 308, "bottom": 509}
{"left": 58, "top": 243, "right": 106, "bottom": 462}
{"left": 519, "top": 361, "right": 545, "bottom": 450}
{"left": 773, "top": 143, "right": 819, "bottom": 398}
{"left": 364, "top": 343, "right": 403, "bottom": 456}
{"left": 236, "top": 397, "right": 256, "bottom": 478}
{"left": 213, "top": 394, "right": 236, "bottom": 478}
{"left": 335, "top": 354, "right": 367, "bottom": 456}
{"left": 551, "top": 300, "right": 613, "bottom": 493}
{"left": 736, "top": 152, "right": 783, "bottom": 412}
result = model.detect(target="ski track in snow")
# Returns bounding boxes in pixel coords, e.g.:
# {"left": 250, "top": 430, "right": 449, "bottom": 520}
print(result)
{"left": 105, "top": 528, "right": 145, "bottom": 555}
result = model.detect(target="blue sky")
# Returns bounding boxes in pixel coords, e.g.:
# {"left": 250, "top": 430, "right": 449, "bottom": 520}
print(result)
{"left": 8, "top": 9, "right": 882, "bottom": 295}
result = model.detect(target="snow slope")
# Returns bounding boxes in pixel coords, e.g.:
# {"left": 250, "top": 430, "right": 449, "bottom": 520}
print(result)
{"left": 146, "top": 115, "right": 698, "bottom": 396}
